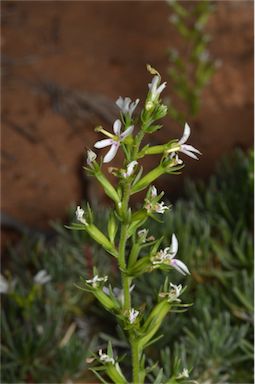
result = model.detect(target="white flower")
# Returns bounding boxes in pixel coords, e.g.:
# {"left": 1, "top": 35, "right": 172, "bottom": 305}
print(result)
{"left": 123, "top": 160, "right": 138, "bottom": 178}
{"left": 138, "top": 228, "right": 149, "bottom": 243}
{"left": 94, "top": 119, "right": 134, "bottom": 163}
{"left": 170, "top": 282, "right": 182, "bottom": 297}
{"left": 138, "top": 229, "right": 155, "bottom": 243}
{"left": 152, "top": 234, "right": 190, "bottom": 275}
{"left": 170, "top": 153, "right": 183, "bottom": 165}
{"left": 151, "top": 185, "right": 158, "bottom": 197}
{"left": 86, "top": 149, "right": 97, "bottom": 166}
{"left": 148, "top": 75, "right": 167, "bottom": 102}
{"left": 174, "top": 123, "right": 201, "bottom": 160}
{"left": 33, "top": 270, "right": 51, "bottom": 285}
{"left": 144, "top": 186, "right": 169, "bottom": 214}
{"left": 129, "top": 308, "right": 139, "bottom": 324}
{"left": 176, "top": 368, "right": 189, "bottom": 379}
{"left": 116, "top": 97, "right": 139, "bottom": 116}
{"left": 86, "top": 275, "right": 108, "bottom": 288}
{"left": 160, "top": 283, "right": 183, "bottom": 303}
{"left": 75, "top": 206, "right": 87, "bottom": 225}
{"left": 155, "top": 202, "right": 169, "bottom": 214}
{"left": 0, "top": 274, "right": 9, "bottom": 294}
{"left": 99, "top": 349, "right": 115, "bottom": 364}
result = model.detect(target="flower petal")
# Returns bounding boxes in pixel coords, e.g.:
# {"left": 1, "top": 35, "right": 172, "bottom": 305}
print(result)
{"left": 182, "top": 144, "right": 201, "bottom": 155}
{"left": 172, "top": 259, "right": 190, "bottom": 275}
{"left": 130, "top": 98, "right": 140, "bottom": 114}
{"left": 120, "top": 125, "right": 134, "bottom": 140}
{"left": 169, "top": 233, "right": 178, "bottom": 256}
{"left": 180, "top": 148, "right": 199, "bottom": 160}
{"left": 148, "top": 75, "right": 159, "bottom": 93}
{"left": 115, "top": 96, "right": 124, "bottom": 109}
{"left": 103, "top": 143, "right": 119, "bottom": 163}
{"left": 113, "top": 119, "right": 122, "bottom": 135}
{"left": 151, "top": 185, "right": 157, "bottom": 197}
{"left": 156, "top": 81, "right": 167, "bottom": 96}
{"left": 94, "top": 139, "right": 113, "bottom": 149}
{"left": 178, "top": 123, "right": 191, "bottom": 145}
{"left": 124, "top": 160, "right": 138, "bottom": 177}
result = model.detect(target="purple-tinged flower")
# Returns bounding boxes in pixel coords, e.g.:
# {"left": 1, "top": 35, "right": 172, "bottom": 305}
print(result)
{"left": 152, "top": 234, "right": 190, "bottom": 275}
{"left": 128, "top": 308, "right": 139, "bottom": 324}
{"left": 116, "top": 97, "right": 139, "bottom": 116}
{"left": 176, "top": 123, "right": 201, "bottom": 160}
{"left": 94, "top": 119, "right": 134, "bottom": 163}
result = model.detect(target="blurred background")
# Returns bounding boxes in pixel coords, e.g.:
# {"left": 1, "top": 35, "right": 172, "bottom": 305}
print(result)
{"left": 1, "top": 1, "right": 254, "bottom": 383}
{"left": 2, "top": 0, "right": 253, "bottom": 233}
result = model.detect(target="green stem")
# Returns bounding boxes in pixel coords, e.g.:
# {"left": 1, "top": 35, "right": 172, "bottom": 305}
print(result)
{"left": 131, "top": 338, "right": 140, "bottom": 384}
{"left": 122, "top": 273, "right": 131, "bottom": 310}
{"left": 118, "top": 183, "right": 131, "bottom": 310}
{"left": 133, "top": 130, "right": 145, "bottom": 159}
{"left": 128, "top": 243, "right": 140, "bottom": 268}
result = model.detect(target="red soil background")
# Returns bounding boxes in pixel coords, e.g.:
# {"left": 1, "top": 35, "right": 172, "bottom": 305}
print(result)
{"left": 1, "top": 1, "right": 253, "bottom": 239}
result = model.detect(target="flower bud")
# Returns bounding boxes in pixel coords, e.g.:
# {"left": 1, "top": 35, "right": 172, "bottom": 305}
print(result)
{"left": 107, "top": 212, "right": 118, "bottom": 244}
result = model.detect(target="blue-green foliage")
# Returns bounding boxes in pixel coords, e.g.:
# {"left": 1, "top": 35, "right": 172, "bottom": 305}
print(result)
{"left": 1, "top": 149, "right": 253, "bottom": 383}
{"left": 144, "top": 149, "right": 253, "bottom": 383}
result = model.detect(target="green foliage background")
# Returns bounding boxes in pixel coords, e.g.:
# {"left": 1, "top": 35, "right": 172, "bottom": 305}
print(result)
{"left": 1, "top": 149, "right": 253, "bottom": 383}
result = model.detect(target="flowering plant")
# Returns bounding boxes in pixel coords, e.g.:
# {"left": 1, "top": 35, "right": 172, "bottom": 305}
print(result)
{"left": 68, "top": 65, "right": 200, "bottom": 383}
